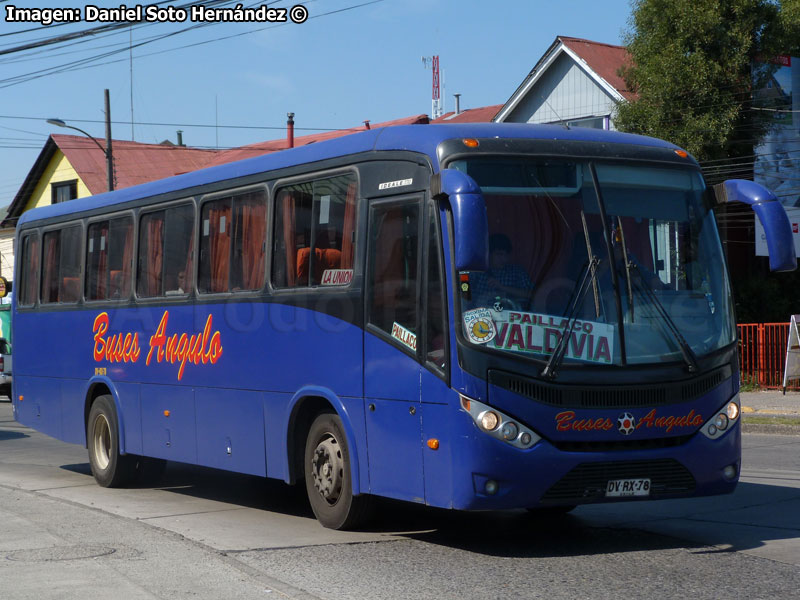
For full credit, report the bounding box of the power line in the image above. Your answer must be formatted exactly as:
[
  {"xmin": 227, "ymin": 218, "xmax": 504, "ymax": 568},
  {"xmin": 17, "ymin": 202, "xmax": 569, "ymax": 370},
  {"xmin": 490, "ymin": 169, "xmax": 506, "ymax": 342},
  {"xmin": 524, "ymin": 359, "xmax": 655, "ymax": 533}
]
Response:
[
  {"xmin": 0, "ymin": 0, "xmax": 381, "ymax": 89},
  {"xmin": 0, "ymin": 112, "xmax": 360, "ymax": 132}
]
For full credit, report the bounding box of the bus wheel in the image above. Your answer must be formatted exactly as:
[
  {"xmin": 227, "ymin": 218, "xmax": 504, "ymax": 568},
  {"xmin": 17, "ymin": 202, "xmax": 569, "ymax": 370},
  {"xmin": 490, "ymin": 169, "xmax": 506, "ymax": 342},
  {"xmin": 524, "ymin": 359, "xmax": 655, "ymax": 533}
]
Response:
[
  {"xmin": 304, "ymin": 413, "xmax": 371, "ymax": 530},
  {"xmin": 87, "ymin": 395, "xmax": 136, "ymax": 488}
]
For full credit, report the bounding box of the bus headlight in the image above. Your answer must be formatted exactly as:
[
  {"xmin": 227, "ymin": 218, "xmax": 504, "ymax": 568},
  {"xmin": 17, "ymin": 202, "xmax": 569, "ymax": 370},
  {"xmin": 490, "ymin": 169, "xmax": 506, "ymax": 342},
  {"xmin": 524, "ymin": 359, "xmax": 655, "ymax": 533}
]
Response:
[
  {"xmin": 460, "ymin": 395, "xmax": 540, "ymax": 449},
  {"xmin": 479, "ymin": 411, "xmax": 499, "ymax": 431},
  {"xmin": 501, "ymin": 421, "xmax": 519, "ymax": 440},
  {"xmin": 701, "ymin": 395, "xmax": 740, "ymax": 439},
  {"xmin": 727, "ymin": 401, "xmax": 740, "ymax": 420}
]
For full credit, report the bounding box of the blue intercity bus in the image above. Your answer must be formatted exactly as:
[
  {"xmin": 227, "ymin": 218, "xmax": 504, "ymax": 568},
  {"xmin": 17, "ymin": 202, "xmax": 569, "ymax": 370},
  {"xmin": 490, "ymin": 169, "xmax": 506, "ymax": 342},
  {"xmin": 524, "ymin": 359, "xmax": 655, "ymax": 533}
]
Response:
[{"xmin": 12, "ymin": 123, "xmax": 795, "ymax": 529}]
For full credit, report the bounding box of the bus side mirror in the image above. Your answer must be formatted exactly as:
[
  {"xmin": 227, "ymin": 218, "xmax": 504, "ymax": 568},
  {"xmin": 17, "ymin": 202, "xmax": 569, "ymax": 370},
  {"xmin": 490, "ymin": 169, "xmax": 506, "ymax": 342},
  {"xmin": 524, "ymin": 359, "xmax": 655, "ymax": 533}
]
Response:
[
  {"xmin": 432, "ymin": 169, "xmax": 488, "ymax": 271},
  {"xmin": 715, "ymin": 179, "xmax": 797, "ymax": 272}
]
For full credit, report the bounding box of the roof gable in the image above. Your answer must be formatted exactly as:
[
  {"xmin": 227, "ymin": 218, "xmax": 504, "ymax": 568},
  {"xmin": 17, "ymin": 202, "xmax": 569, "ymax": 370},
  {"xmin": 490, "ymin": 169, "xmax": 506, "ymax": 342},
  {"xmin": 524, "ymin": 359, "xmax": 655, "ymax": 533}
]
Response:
[
  {"xmin": 560, "ymin": 36, "xmax": 634, "ymax": 101},
  {"xmin": 495, "ymin": 36, "xmax": 633, "ymax": 123}
]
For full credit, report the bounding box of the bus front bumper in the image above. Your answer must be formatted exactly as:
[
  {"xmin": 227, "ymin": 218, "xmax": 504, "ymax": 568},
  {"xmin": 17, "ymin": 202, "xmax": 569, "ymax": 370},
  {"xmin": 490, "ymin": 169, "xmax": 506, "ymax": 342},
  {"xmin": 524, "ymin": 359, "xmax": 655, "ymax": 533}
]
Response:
[{"xmin": 444, "ymin": 412, "xmax": 741, "ymax": 511}]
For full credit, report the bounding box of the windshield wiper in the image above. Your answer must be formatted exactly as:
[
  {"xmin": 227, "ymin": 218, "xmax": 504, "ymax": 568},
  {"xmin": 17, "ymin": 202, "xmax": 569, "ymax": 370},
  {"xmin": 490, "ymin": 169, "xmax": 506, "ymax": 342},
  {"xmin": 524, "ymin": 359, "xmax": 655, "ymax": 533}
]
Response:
[
  {"xmin": 541, "ymin": 255, "xmax": 600, "ymax": 380},
  {"xmin": 580, "ymin": 211, "xmax": 601, "ymax": 318},
  {"xmin": 614, "ymin": 216, "xmax": 634, "ymax": 322},
  {"xmin": 625, "ymin": 259, "xmax": 699, "ymax": 373}
]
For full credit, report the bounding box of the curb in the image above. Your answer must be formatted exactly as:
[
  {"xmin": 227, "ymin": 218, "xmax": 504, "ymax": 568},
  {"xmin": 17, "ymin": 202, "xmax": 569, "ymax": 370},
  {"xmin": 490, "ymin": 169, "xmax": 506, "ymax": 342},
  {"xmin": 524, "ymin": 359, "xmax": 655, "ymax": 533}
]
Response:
[{"xmin": 741, "ymin": 419, "xmax": 800, "ymax": 436}]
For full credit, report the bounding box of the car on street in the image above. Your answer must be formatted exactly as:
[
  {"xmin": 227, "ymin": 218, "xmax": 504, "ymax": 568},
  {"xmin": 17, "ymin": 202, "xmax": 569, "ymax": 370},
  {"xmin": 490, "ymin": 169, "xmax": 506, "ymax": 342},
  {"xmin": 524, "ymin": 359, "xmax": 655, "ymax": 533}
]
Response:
[{"xmin": 0, "ymin": 337, "xmax": 12, "ymax": 399}]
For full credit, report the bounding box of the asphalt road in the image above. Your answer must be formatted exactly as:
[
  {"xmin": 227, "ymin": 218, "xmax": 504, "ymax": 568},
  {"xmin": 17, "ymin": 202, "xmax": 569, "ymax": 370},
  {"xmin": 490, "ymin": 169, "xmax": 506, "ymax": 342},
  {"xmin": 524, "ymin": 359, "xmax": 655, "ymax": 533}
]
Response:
[{"xmin": 1, "ymin": 401, "xmax": 799, "ymax": 600}]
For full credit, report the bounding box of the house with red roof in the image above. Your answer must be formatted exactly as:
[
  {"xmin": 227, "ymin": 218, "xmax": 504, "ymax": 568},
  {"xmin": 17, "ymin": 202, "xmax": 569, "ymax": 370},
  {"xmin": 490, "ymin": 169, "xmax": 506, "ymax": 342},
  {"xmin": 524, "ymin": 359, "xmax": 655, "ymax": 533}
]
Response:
[
  {"xmin": 2, "ymin": 134, "xmax": 215, "ymax": 226},
  {"xmin": 0, "ymin": 134, "xmax": 218, "ymax": 280},
  {"xmin": 494, "ymin": 36, "xmax": 632, "ymax": 129}
]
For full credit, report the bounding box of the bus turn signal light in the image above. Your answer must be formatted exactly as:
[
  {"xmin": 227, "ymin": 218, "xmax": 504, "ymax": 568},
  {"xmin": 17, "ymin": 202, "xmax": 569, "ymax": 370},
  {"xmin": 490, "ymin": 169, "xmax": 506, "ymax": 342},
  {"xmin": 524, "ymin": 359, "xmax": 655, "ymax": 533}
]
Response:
[
  {"xmin": 427, "ymin": 439, "xmax": 440, "ymax": 450},
  {"xmin": 462, "ymin": 138, "xmax": 479, "ymax": 148},
  {"xmin": 674, "ymin": 149, "xmax": 688, "ymax": 158},
  {"xmin": 163, "ymin": 410, "xmax": 170, "ymax": 417}
]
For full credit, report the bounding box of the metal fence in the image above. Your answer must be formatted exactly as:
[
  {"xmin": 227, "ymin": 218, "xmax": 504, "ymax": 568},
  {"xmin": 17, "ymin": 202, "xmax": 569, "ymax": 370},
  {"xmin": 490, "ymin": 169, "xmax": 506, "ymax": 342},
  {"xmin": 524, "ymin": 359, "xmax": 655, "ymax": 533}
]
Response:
[{"xmin": 738, "ymin": 322, "xmax": 795, "ymax": 390}]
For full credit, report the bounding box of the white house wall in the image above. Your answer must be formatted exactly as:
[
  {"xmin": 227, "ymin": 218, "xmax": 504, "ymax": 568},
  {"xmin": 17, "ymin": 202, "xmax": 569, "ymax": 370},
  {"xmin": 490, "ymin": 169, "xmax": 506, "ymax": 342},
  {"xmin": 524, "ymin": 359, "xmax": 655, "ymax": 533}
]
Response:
[
  {"xmin": 0, "ymin": 230, "xmax": 14, "ymax": 282},
  {"xmin": 506, "ymin": 52, "xmax": 618, "ymax": 127}
]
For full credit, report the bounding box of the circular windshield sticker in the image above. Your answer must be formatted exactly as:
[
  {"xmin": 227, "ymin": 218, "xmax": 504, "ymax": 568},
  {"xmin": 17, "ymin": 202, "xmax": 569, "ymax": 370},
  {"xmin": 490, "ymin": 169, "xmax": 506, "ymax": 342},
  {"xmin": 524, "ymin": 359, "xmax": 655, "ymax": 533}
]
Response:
[{"xmin": 463, "ymin": 308, "xmax": 496, "ymax": 344}]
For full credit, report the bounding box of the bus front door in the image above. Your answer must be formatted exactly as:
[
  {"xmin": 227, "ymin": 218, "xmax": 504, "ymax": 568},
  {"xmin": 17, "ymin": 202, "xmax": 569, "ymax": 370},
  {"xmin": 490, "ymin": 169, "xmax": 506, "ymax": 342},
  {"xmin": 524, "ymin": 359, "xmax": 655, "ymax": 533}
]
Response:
[{"xmin": 364, "ymin": 196, "xmax": 425, "ymax": 503}]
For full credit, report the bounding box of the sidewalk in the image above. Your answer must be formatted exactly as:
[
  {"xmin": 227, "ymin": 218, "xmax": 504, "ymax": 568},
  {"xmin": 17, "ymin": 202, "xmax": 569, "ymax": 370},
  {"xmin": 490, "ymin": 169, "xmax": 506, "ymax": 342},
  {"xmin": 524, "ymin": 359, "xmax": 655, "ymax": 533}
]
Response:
[{"xmin": 739, "ymin": 389, "xmax": 800, "ymax": 434}]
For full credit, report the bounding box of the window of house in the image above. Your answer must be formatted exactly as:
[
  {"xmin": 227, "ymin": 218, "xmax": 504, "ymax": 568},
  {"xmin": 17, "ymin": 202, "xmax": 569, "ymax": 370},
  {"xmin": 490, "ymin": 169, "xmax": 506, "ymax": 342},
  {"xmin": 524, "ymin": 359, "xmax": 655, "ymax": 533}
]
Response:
[
  {"xmin": 19, "ymin": 232, "xmax": 40, "ymax": 306},
  {"xmin": 51, "ymin": 181, "xmax": 78, "ymax": 204},
  {"xmin": 366, "ymin": 199, "xmax": 420, "ymax": 352},
  {"xmin": 41, "ymin": 225, "xmax": 82, "ymax": 304},
  {"xmin": 272, "ymin": 173, "xmax": 357, "ymax": 288},
  {"xmin": 137, "ymin": 204, "xmax": 194, "ymax": 298},
  {"xmin": 86, "ymin": 216, "xmax": 134, "ymax": 301},
  {"xmin": 199, "ymin": 189, "xmax": 267, "ymax": 293}
]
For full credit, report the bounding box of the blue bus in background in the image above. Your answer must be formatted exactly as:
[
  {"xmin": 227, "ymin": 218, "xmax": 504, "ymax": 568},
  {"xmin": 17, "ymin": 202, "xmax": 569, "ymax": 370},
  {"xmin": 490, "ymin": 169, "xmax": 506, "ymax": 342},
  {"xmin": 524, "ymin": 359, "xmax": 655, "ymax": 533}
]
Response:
[{"xmin": 12, "ymin": 123, "xmax": 796, "ymax": 529}]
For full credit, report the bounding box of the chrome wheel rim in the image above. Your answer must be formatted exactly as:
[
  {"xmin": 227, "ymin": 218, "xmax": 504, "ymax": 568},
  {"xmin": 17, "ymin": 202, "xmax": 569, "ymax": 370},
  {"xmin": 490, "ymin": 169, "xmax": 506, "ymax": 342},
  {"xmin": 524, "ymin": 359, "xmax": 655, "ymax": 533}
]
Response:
[
  {"xmin": 92, "ymin": 413, "xmax": 111, "ymax": 471},
  {"xmin": 310, "ymin": 433, "xmax": 343, "ymax": 505}
]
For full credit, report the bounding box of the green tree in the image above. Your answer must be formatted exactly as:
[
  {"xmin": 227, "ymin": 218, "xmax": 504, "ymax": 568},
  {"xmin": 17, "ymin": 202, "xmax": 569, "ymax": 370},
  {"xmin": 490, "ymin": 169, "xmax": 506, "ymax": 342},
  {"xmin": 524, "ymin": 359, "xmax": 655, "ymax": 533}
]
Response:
[{"xmin": 614, "ymin": 0, "xmax": 791, "ymax": 165}]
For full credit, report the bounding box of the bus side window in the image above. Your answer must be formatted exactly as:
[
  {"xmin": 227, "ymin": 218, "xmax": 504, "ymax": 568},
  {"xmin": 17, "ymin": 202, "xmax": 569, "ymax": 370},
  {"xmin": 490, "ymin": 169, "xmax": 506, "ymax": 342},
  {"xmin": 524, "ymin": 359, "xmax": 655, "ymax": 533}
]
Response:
[
  {"xmin": 41, "ymin": 225, "xmax": 81, "ymax": 304},
  {"xmin": 86, "ymin": 216, "xmax": 133, "ymax": 301},
  {"xmin": 137, "ymin": 204, "xmax": 194, "ymax": 298},
  {"xmin": 199, "ymin": 189, "xmax": 267, "ymax": 294},
  {"xmin": 138, "ymin": 211, "xmax": 165, "ymax": 297},
  {"xmin": 19, "ymin": 232, "xmax": 40, "ymax": 306},
  {"xmin": 200, "ymin": 198, "xmax": 232, "ymax": 293},
  {"xmin": 367, "ymin": 200, "xmax": 420, "ymax": 348},
  {"xmin": 272, "ymin": 174, "xmax": 356, "ymax": 289}
]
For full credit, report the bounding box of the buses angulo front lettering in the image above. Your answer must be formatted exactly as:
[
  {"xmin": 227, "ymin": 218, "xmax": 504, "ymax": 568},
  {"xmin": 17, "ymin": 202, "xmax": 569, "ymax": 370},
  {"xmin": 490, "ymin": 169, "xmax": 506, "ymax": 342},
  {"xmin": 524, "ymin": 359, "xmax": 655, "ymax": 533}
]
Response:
[
  {"xmin": 93, "ymin": 310, "xmax": 223, "ymax": 381},
  {"xmin": 555, "ymin": 409, "xmax": 704, "ymax": 434}
]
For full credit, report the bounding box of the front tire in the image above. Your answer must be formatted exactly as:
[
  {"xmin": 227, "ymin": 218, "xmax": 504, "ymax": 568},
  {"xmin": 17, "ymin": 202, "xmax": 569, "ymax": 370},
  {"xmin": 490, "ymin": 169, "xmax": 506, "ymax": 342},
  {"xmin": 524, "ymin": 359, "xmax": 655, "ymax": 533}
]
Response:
[
  {"xmin": 304, "ymin": 412, "xmax": 371, "ymax": 529},
  {"xmin": 87, "ymin": 395, "xmax": 136, "ymax": 487}
]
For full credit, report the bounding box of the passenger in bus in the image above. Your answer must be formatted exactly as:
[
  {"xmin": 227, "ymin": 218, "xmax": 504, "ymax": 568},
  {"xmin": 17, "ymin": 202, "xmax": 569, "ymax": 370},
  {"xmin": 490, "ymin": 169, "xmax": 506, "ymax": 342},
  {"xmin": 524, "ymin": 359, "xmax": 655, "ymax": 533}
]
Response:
[
  {"xmin": 176, "ymin": 271, "xmax": 187, "ymax": 293},
  {"xmin": 472, "ymin": 233, "xmax": 535, "ymax": 308},
  {"xmin": 165, "ymin": 271, "xmax": 187, "ymax": 295}
]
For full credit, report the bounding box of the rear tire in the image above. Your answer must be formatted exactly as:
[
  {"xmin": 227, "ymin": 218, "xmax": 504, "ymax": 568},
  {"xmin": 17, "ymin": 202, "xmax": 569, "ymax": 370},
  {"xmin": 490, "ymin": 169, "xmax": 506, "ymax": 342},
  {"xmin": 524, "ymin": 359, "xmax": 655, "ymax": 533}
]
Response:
[
  {"xmin": 304, "ymin": 412, "xmax": 371, "ymax": 529},
  {"xmin": 87, "ymin": 395, "xmax": 136, "ymax": 487}
]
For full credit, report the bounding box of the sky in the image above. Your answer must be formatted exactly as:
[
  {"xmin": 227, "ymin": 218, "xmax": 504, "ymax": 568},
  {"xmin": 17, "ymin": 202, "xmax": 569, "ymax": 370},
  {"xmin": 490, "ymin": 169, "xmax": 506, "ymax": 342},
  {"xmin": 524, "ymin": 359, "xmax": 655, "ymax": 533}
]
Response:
[{"xmin": 0, "ymin": 0, "xmax": 634, "ymax": 206}]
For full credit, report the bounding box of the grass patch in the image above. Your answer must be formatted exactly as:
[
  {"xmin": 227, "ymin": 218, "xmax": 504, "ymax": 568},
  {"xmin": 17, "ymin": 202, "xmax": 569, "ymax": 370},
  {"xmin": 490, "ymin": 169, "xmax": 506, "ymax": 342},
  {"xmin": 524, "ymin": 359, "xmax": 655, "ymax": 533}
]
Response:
[
  {"xmin": 739, "ymin": 374, "xmax": 761, "ymax": 392},
  {"xmin": 742, "ymin": 415, "xmax": 800, "ymax": 426}
]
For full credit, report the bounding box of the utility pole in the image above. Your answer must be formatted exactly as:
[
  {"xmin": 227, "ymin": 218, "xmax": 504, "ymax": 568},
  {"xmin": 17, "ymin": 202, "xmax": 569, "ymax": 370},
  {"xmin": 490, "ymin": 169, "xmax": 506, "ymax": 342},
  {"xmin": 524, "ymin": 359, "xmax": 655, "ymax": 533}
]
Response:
[{"xmin": 105, "ymin": 89, "xmax": 114, "ymax": 191}]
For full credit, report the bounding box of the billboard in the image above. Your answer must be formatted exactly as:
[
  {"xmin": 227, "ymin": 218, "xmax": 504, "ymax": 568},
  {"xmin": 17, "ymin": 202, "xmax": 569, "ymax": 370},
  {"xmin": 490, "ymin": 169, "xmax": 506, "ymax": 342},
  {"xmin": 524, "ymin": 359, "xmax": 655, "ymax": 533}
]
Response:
[{"xmin": 754, "ymin": 56, "xmax": 800, "ymax": 257}]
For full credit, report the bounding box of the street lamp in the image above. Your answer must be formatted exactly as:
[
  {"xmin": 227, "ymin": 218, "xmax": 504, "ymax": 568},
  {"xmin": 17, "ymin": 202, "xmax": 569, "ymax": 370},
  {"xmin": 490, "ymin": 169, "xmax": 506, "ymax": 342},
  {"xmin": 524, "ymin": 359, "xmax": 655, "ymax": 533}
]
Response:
[{"xmin": 46, "ymin": 89, "xmax": 115, "ymax": 191}]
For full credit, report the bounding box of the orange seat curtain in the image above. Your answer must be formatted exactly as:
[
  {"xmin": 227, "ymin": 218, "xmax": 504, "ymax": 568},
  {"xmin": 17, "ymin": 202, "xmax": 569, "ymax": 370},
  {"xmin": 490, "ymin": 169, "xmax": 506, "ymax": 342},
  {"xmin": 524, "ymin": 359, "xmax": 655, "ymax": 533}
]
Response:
[
  {"xmin": 240, "ymin": 196, "xmax": 266, "ymax": 290},
  {"xmin": 208, "ymin": 204, "xmax": 231, "ymax": 293},
  {"xmin": 140, "ymin": 214, "xmax": 164, "ymax": 297}
]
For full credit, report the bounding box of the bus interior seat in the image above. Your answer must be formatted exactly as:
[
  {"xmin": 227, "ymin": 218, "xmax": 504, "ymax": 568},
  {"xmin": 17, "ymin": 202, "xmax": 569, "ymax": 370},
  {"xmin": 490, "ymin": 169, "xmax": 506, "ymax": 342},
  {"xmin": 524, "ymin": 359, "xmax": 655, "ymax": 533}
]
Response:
[{"xmin": 296, "ymin": 247, "xmax": 342, "ymax": 285}]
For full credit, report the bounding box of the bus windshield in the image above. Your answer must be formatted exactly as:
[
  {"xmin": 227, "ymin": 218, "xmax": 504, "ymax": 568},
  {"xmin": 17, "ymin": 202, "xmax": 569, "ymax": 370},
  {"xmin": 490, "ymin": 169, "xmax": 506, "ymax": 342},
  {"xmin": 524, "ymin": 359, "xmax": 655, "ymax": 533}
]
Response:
[{"xmin": 453, "ymin": 157, "xmax": 735, "ymax": 368}]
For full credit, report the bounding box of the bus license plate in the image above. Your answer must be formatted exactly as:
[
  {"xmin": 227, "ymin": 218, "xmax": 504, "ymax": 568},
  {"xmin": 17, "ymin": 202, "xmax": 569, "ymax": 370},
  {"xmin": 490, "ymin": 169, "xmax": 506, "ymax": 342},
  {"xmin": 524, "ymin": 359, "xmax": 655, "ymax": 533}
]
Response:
[{"xmin": 606, "ymin": 478, "xmax": 651, "ymax": 497}]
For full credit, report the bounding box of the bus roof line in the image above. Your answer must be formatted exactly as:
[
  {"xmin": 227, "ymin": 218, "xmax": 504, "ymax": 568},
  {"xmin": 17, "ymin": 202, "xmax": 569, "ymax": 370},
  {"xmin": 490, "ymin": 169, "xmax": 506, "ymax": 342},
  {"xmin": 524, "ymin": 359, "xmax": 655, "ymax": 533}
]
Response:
[{"xmin": 18, "ymin": 124, "xmax": 682, "ymax": 228}]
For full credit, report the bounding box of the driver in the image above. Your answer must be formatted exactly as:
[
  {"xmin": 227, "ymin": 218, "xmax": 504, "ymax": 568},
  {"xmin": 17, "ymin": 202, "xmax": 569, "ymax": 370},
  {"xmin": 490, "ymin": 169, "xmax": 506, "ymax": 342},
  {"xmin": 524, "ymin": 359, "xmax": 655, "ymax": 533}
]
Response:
[{"xmin": 472, "ymin": 233, "xmax": 535, "ymax": 307}]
